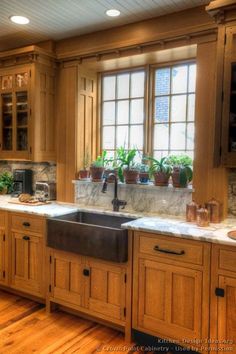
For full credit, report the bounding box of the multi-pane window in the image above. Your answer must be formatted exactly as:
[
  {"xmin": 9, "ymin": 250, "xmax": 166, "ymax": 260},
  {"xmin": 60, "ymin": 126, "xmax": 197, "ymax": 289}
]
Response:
[
  {"xmin": 101, "ymin": 70, "xmax": 145, "ymax": 157},
  {"xmin": 101, "ymin": 62, "xmax": 196, "ymax": 159},
  {"xmin": 154, "ymin": 63, "xmax": 196, "ymax": 159}
]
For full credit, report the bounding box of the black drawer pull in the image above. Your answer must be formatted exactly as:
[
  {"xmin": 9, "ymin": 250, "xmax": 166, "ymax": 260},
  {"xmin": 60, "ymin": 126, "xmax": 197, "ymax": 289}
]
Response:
[
  {"xmin": 83, "ymin": 269, "xmax": 90, "ymax": 277},
  {"xmin": 23, "ymin": 235, "xmax": 30, "ymax": 241},
  {"xmin": 22, "ymin": 222, "xmax": 30, "ymax": 227},
  {"xmin": 154, "ymin": 245, "xmax": 185, "ymax": 256}
]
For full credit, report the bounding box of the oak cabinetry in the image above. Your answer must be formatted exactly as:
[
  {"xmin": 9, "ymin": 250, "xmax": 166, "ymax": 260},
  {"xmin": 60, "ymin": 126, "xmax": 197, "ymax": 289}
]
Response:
[
  {"xmin": 210, "ymin": 244, "xmax": 236, "ymax": 353},
  {"xmin": 9, "ymin": 212, "xmax": 45, "ymax": 297},
  {"xmin": 0, "ymin": 46, "xmax": 56, "ymax": 162},
  {"xmin": 0, "ymin": 211, "xmax": 7, "ymax": 285},
  {"xmin": 133, "ymin": 232, "xmax": 211, "ymax": 352}
]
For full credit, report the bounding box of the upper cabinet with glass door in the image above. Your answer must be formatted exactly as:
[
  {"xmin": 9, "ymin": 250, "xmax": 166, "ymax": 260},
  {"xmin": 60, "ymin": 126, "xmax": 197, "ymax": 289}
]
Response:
[
  {"xmin": 0, "ymin": 69, "xmax": 30, "ymax": 159},
  {"xmin": 0, "ymin": 46, "xmax": 56, "ymax": 162},
  {"xmin": 221, "ymin": 26, "xmax": 236, "ymax": 166}
]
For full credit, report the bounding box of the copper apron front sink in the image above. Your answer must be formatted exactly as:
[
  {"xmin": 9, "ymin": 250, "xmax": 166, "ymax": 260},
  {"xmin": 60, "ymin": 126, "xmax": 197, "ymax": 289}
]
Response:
[{"xmin": 47, "ymin": 212, "xmax": 135, "ymax": 262}]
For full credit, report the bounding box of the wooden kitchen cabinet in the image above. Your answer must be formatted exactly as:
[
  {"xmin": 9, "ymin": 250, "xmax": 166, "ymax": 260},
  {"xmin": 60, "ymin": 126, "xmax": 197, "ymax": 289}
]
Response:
[
  {"xmin": 0, "ymin": 46, "xmax": 56, "ymax": 162},
  {"xmin": 0, "ymin": 211, "xmax": 7, "ymax": 285},
  {"xmin": 210, "ymin": 244, "xmax": 236, "ymax": 353},
  {"xmin": 9, "ymin": 212, "xmax": 45, "ymax": 297},
  {"xmin": 133, "ymin": 232, "xmax": 211, "ymax": 352}
]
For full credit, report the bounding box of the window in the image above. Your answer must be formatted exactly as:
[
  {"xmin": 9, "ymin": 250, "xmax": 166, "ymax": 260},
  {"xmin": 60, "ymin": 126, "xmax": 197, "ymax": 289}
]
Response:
[
  {"xmin": 153, "ymin": 63, "xmax": 196, "ymax": 159},
  {"xmin": 101, "ymin": 62, "xmax": 196, "ymax": 159},
  {"xmin": 101, "ymin": 70, "xmax": 145, "ymax": 157}
]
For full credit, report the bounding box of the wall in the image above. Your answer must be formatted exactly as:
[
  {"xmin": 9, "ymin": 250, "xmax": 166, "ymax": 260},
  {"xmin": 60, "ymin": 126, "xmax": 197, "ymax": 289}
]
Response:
[
  {"xmin": 0, "ymin": 161, "xmax": 56, "ymax": 191},
  {"xmin": 74, "ymin": 181, "xmax": 192, "ymax": 217}
]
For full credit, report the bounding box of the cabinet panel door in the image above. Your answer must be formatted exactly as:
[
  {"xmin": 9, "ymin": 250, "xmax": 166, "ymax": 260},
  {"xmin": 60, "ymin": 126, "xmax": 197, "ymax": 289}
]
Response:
[
  {"xmin": 0, "ymin": 229, "xmax": 5, "ymax": 283},
  {"xmin": 85, "ymin": 260, "xmax": 126, "ymax": 323},
  {"xmin": 137, "ymin": 259, "xmax": 202, "ymax": 341},
  {"xmin": 11, "ymin": 232, "xmax": 43, "ymax": 295},
  {"xmin": 217, "ymin": 276, "xmax": 236, "ymax": 352},
  {"xmin": 51, "ymin": 251, "xmax": 84, "ymax": 307}
]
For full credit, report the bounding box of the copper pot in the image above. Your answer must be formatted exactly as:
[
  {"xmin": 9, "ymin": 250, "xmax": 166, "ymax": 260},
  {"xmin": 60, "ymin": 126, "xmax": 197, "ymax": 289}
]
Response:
[
  {"xmin": 206, "ymin": 198, "xmax": 222, "ymax": 223},
  {"xmin": 186, "ymin": 200, "xmax": 198, "ymax": 222},
  {"xmin": 196, "ymin": 206, "xmax": 209, "ymax": 227}
]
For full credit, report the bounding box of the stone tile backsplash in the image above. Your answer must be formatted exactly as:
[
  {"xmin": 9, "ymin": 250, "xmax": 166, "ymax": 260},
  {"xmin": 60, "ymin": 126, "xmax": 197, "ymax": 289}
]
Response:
[
  {"xmin": 0, "ymin": 161, "xmax": 56, "ymax": 191},
  {"xmin": 228, "ymin": 170, "xmax": 236, "ymax": 216},
  {"xmin": 74, "ymin": 180, "xmax": 192, "ymax": 217}
]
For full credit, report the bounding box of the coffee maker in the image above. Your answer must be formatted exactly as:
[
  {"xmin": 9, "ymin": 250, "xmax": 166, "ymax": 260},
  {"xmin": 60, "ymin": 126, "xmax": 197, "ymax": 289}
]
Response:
[{"xmin": 12, "ymin": 169, "xmax": 33, "ymax": 197}]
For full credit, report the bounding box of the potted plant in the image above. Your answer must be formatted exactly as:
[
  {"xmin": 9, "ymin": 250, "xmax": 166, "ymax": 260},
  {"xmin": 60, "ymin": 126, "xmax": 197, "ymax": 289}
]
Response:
[
  {"xmin": 0, "ymin": 171, "xmax": 13, "ymax": 194},
  {"xmin": 104, "ymin": 158, "xmax": 119, "ymax": 183},
  {"xmin": 138, "ymin": 162, "xmax": 150, "ymax": 184},
  {"xmin": 117, "ymin": 147, "xmax": 139, "ymax": 184},
  {"xmin": 147, "ymin": 156, "xmax": 171, "ymax": 186},
  {"xmin": 167, "ymin": 155, "xmax": 193, "ymax": 188},
  {"xmin": 90, "ymin": 150, "xmax": 107, "ymax": 182},
  {"xmin": 78, "ymin": 150, "xmax": 90, "ymax": 180}
]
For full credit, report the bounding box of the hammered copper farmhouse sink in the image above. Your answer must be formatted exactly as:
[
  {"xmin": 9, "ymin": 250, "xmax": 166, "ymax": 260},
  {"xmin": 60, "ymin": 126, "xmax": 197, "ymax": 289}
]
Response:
[{"xmin": 47, "ymin": 211, "xmax": 135, "ymax": 262}]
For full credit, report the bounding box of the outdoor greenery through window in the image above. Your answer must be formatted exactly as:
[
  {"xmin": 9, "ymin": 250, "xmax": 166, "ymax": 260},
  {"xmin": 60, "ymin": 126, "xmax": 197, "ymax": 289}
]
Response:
[{"xmin": 101, "ymin": 62, "xmax": 196, "ymax": 160}]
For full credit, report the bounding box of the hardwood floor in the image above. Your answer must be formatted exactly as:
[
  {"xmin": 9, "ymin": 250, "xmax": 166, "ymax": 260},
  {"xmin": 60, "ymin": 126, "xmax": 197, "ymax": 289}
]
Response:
[{"xmin": 0, "ymin": 290, "xmax": 137, "ymax": 354}]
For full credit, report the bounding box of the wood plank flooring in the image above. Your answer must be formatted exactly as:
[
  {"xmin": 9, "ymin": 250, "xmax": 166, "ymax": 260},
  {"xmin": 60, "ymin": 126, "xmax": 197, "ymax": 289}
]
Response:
[{"xmin": 0, "ymin": 290, "xmax": 138, "ymax": 354}]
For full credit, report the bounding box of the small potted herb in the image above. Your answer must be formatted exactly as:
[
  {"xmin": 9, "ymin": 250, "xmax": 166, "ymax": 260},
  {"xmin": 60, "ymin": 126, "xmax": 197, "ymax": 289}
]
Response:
[
  {"xmin": 90, "ymin": 150, "xmax": 107, "ymax": 182},
  {"xmin": 0, "ymin": 171, "xmax": 13, "ymax": 194},
  {"xmin": 167, "ymin": 155, "xmax": 193, "ymax": 188},
  {"xmin": 148, "ymin": 156, "xmax": 171, "ymax": 186},
  {"xmin": 78, "ymin": 150, "xmax": 90, "ymax": 180},
  {"xmin": 117, "ymin": 147, "xmax": 139, "ymax": 184},
  {"xmin": 104, "ymin": 158, "xmax": 118, "ymax": 183}
]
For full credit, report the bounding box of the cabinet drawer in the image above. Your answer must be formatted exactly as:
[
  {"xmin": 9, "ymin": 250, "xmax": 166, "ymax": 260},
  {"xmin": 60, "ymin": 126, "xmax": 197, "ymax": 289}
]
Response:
[
  {"xmin": 10, "ymin": 213, "xmax": 44, "ymax": 234},
  {"xmin": 138, "ymin": 232, "xmax": 204, "ymax": 265},
  {"xmin": 219, "ymin": 248, "xmax": 236, "ymax": 272},
  {"xmin": 0, "ymin": 212, "xmax": 5, "ymax": 228}
]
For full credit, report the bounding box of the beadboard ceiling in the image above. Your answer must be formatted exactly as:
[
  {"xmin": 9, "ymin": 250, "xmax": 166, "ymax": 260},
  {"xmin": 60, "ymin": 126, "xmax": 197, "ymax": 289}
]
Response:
[{"xmin": 0, "ymin": 0, "xmax": 210, "ymax": 51}]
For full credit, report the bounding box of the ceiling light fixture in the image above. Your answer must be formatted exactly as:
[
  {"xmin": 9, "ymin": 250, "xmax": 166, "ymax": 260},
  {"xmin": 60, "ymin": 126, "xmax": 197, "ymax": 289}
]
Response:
[
  {"xmin": 106, "ymin": 9, "xmax": 121, "ymax": 17},
  {"xmin": 10, "ymin": 15, "xmax": 30, "ymax": 25}
]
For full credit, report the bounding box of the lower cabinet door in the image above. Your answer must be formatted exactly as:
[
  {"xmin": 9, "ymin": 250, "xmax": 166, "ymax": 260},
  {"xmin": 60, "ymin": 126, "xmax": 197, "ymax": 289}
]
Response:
[
  {"xmin": 0, "ymin": 229, "xmax": 6, "ymax": 284},
  {"xmin": 84, "ymin": 259, "xmax": 126, "ymax": 323},
  {"xmin": 217, "ymin": 275, "xmax": 236, "ymax": 353},
  {"xmin": 11, "ymin": 232, "xmax": 43, "ymax": 295},
  {"xmin": 136, "ymin": 258, "xmax": 203, "ymax": 342},
  {"xmin": 50, "ymin": 250, "xmax": 84, "ymax": 307}
]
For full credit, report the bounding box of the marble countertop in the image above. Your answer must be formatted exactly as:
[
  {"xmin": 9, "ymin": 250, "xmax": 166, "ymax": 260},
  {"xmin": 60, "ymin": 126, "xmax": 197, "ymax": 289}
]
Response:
[
  {"xmin": 0, "ymin": 195, "xmax": 236, "ymax": 246},
  {"xmin": 122, "ymin": 216, "xmax": 236, "ymax": 246}
]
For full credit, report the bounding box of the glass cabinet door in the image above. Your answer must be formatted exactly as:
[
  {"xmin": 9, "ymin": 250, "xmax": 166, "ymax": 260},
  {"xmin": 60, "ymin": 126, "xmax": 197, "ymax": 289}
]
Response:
[
  {"xmin": 16, "ymin": 91, "xmax": 28, "ymax": 151},
  {"xmin": 1, "ymin": 93, "xmax": 13, "ymax": 150}
]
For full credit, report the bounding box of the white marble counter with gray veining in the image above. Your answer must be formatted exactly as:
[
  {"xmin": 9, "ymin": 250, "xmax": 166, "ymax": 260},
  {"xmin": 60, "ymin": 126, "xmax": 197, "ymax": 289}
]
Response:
[
  {"xmin": 0, "ymin": 195, "xmax": 79, "ymax": 217},
  {"xmin": 121, "ymin": 216, "xmax": 236, "ymax": 247}
]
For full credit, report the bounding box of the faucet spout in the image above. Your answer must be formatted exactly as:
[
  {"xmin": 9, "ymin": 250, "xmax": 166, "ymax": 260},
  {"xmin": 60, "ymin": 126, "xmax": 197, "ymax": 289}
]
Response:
[{"xmin": 101, "ymin": 173, "xmax": 127, "ymax": 212}]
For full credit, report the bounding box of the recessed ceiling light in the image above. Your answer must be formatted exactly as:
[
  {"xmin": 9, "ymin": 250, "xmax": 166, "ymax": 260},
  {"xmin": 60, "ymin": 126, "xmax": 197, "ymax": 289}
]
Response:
[
  {"xmin": 10, "ymin": 15, "xmax": 30, "ymax": 25},
  {"xmin": 106, "ymin": 9, "xmax": 120, "ymax": 17}
]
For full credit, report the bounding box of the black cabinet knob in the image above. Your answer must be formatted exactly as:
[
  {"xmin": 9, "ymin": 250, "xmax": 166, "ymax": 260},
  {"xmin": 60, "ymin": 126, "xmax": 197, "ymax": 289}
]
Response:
[
  {"xmin": 22, "ymin": 222, "xmax": 30, "ymax": 227},
  {"xmin": 23, "ymin": 235, "xmax": 30, "ymax": 241}
]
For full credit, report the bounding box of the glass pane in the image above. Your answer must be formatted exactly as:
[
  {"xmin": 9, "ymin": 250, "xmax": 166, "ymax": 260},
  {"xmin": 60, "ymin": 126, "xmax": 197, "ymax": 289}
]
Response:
[
  {"xmin": 187, "ymin": 123, "xmax": 194, "ymax": 150},
  {"xmin": 16, "ymin": 91, "xmax": 28, "ymax": 111},
  {"xmin": 189, "ymin": 64, "xmax": 196, "ymax": 92},
  {"xmin": 154, "ymin": 124, "xmax": 169, "ymax": 150},
  {"xmin": 2, "ymin": 128, "xmax": 12, "ymax": 150},
  {"xmin": 187, "ymin": 94, "xmax": 195, "ymax": 122},
  {"xmin": 117, "ymin": 74, "xmax": 129, "ymax": 99},
  {"xmin": 102, "ymin": 126, "xmax": 115, "ymax": 149},
  {"xmin": 103, "ymin": 76, "xmax": 116, "ymax": 100},
  {"xmin": 103, "ymin": 101, "xmax": 115, "ymax": 125},
  {"xmin": 155, "ymin": 68, "xmax": 170, "ymax": 95},
  {"xmin": 16, "ymin": 72, "xmax": 29, "ymax": 88},
  {"xmin": 130, "ymin": 99, "xmax": 144, "ymax": 124},
  {"xmin": 1, "ymin": 75, "xmax": 13, "ymax": 90},
  {"xmin": 17, "ymin": 128, "xmax": 28, "ymax": 151},
  {"xmin": 116, "ymin": 126, "xmax": 129, "ymax": 149},
  {"xmin": 130, "ymin": 125, "xmax": 143, "ymax": 150},
  {"xmin": 154, "ymin": 150, "xmax": 168, "ymax": 160},
  {"xmin": 171, "ymin": 95, "xmax": 187, "ymax": 122},
  {"xmin": 172, "ymin": 65, "xmax": 188, "ymax": 94},
  {"xmin": 170, "ymin": 123, "xmax": 186, "ymax": 150},
  {"xmin": 117, "ymin": 100, "xmax": 129, "ymax": 124},
  {"xmin": 2, "ymin": 94, "xmax": 13, "ymax": 148},
  {"xmin": 155, "ymin": 96, "xmax": 169, "ymax": 123},
  {"xmin": 131, "ymin": 71, "xmax": 145, "ymax": 97}
]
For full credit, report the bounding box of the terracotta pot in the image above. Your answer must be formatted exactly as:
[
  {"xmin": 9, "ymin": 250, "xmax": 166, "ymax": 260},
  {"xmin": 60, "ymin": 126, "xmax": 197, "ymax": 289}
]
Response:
[
  {"xmin": 123, "ymin": 169, "xmax": 139, "ymax": 184},
  {"xmin": 104, "ymin": 169, "xmax": 118, "ymax": 183},
  {"xmin": 172, "ymin": 167, "xmax": 188, "ymax": 188},
  {"xmin": 90, "ymin": 166, "xmax": 104, "ymax": 182},
  {"xmin": 153, "ymin": 171, "xmax": 170, "ymax": 186},
  {"xmin": 78, "ymin": 170, "xmax": 90, "ymax": 180},
  {"xmin": 139, "ymin": 172, "xmax": 149, "ymax": 184}
]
